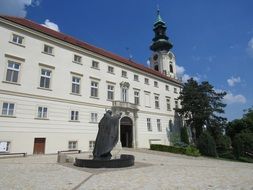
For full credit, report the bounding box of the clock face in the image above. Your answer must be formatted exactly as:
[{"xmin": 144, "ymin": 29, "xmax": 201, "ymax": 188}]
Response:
[{"xmin": 153, "ymin": 54, "xmax": 158, "ymax": 61}]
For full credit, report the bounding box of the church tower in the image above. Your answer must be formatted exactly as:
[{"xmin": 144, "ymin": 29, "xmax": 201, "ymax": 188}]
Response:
[{"xmin": 150, "ymin": 9, "xmax": 177, "ymax": 78}]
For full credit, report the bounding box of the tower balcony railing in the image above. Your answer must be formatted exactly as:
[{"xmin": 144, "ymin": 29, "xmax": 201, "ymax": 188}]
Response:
[{"xmin": 112, "ymin": 101, "xmax": 138, "ymax": 111}]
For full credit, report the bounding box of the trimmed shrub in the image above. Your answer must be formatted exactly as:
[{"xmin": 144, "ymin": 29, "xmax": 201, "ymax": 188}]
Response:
[
  {"xmin": 181, "ymin": 127, "xmax": 190, "ymax": 144},
  {"xmin": 185, "ymin": 146, "xmax": 201, "ymax": 157},
  {"xmin": 197, "ymin": 131, "xmax": 217, "ymax": 157},
  {"xmin": 150, "ymin": 144, "xmax": 186, "ymax": 154},
  {"xmin": 233, "ymin": 133, "xmax": 253, "ymax": 159},
  {"xmin": 174, "ymin": 142, "xmax": 188, "ymax": 148}
]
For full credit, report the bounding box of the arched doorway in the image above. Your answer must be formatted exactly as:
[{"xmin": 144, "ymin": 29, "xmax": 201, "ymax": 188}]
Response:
[{"xmin": 120, "ymin": 117, "xmax": 133, "ymax": 148}]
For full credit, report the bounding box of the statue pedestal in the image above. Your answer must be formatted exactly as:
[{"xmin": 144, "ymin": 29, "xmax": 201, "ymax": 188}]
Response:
[{"xmin": 111, "ymin": 140, "xmax": 122, "ymax": 158}]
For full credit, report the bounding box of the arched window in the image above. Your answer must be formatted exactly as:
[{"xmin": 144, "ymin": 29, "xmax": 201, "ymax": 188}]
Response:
[
  {"xmin": 170, "ymin": 64, "xmax": 173, "ymax": 73},
  {"xmin": 154, "ymin": 65, "xmax": 159, "ymax": 71}
]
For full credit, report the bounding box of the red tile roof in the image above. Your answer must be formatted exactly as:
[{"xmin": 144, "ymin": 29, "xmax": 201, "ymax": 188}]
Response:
[{"xmin": 0, "ymin": 15, "xmax": 181, "ymax": 85}]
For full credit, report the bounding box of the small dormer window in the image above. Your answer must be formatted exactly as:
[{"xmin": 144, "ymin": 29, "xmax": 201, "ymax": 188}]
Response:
[
  {"xmin": 74, "ymin": 55, "xmax": 82, "ymax": 64},
  {"xmin": 43, "ymin": 44, "xmax": 54, "ymax": 55},
  {"xmin": 91, "ymin": 60, "xmax": 99, "ymax": 69},
  {"xmin": 122, "ymin": 70, "xmax": 127, "ymax": 78},
  {"xmin": 12, "ymin": 34, "xmax": 24, "ymax": 45}
]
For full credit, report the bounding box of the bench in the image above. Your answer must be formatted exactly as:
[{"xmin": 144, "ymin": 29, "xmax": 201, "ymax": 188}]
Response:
[
  {"xmin": 57, "ymin": 150, "xmax": 81, "ymax": 155},
  {"xmin": 0, "ymin": 152, "xmax": 27, "ymax": 157}
]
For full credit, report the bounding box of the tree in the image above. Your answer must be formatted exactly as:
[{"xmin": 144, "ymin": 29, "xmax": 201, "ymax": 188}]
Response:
[{"xmin": 176, "ymin": 78, "xmax": 227, "ymax": 142}]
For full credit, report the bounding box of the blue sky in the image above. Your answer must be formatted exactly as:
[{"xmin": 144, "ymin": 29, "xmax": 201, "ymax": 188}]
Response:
[{"xmin": 0, "ymin": 0, "xmax": 252, "ymax": 121}]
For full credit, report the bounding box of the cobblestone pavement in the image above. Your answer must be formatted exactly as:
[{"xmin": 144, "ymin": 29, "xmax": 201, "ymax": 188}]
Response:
[{"xmin": 0, "ymin": 149, "xmax": 253, "ymax": 190}]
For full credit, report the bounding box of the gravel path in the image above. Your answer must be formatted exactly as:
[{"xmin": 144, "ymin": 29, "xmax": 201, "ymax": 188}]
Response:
[{"xmin": 0, "ymin": 149, "xmax": 252, "ymax": 190}]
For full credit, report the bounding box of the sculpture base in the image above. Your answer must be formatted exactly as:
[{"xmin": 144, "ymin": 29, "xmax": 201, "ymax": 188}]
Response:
[{"xmin": 74, "ymin": 154, "xmax": 135, "ymax": 168}]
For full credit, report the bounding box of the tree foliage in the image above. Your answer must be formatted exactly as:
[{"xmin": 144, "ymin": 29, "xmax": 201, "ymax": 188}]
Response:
[
  {"xmin": 176, "ymin": 78, "xmax": 227, "ymax": 140},
  {"xmin": 197, "ymin": 131, "xmax": 217, "ymax": 157}
]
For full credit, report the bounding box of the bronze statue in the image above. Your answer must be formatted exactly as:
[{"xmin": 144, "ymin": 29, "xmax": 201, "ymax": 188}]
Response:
[{"xmin": 93, "ymin": 110, "xmax": 121, "ymax": 159}]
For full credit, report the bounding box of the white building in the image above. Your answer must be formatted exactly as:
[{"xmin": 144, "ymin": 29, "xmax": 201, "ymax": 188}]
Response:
[{"xmin": 0, "ymin": 11, "xmax": 182, "ymax": 155}]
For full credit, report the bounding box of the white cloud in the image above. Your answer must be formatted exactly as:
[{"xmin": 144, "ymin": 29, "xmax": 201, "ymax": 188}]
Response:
[
  {"xmin": 176, "ymin": 65, "xmax": 200, "ymax": 83},
  {"xmin": 227, "ymin": 76, "xmax": 241, "ymax": 87},
  {"xmin": 0, "ymin": 0, "xmax": 40, "ymax": 17},
  {"xmin": 247, "ymin": 37, "xmax": 253, "ymax": 57},
  {"xmin": 41, "ymin": 19, "xmax": 60, "ymax": 32},
  {"xmin": 224, "ymin": 92, "xmax": 246, "ymax": 104}
]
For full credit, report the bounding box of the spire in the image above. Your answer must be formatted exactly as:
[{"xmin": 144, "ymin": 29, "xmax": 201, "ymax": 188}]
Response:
[{"xmin": 150, "ymin": 7, "xmax": 173, "ymax": 52}]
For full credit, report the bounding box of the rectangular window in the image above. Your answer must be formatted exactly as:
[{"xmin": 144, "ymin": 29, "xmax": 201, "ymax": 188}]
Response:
[
  {"xmin": 157, "ymin": 119, "xmax": 162, "ymax": 132},
  {"xmin": 37, "ymin": 106, "xmax": 48, "ymax": 119},
  {"xmin": 122, "ymin": 70, "xmax": 127, "ymax": 78},
  {"xmin": 134, "ymin": 74, "xmax": 139, "ymax": 81},
  {"xmin": 89, "ymin": 141, "xmax": 95, "ymax": 150},
  {"xmin": 71, "ymin": 111, "xmax": 79, "ymax": 121},
  {"xmin": 147, "ymin": 118, "xmax": 152, "ymax": 131},
  {"xmin": 154, "ymin": 81, "xmax": 158, "ymax": 87},
  {"xmin": 108, "ymin": 66, "xmax": 114, "ymax": 74},
  {"xmin": 91, "ymin": 113, "xmax": 98, "ymax": 123},
  {"xmin": 43, "ymin": 44, "xmax": 53, "ymax": 55},
  {"xmin": 175, "ymin": 100, "xmax": 179, "ymax": 109},
  {"xmin": 134, "ymin": 90, "xmax": 140, "ymax": 105},
  {"xmin": 90, "ymin": 81, "xmax": 98, "ymax": 97},
  {"xmin": 74, "ymin": 55, "xmax": 82, "ymax": 63},
  {"xmin": 166, "ymin": 98, "xmax": 171, "ymax": 111},
  {"xmin": 144, "ymin": 78, "xmax": 149, "ymax": 84},
  {"xmin": 121, "ymin": 88, "xmax": 128, "ymax": 102},
  {"xmin": 68, "ymin": 141, "xmax": 77, "ymax": 150},
  {"xmin": 72, "ymin": 76, "xmax": 80, "ymax": 94},
  {"xmin": 174, "ymin": 87, "xmax": 178, "ymax": 93},
  {"xmin": 155, "ymin": 95, "xmax": 160, "ymax": 109},
  {"xmin": 145, "ymin": 92, "xmax": 151, "ymax": 107},
  {"xmin": 92, "ymin": 60, "xmax": 99, "ymax": 69},
  {"xmin": 40, "ymin": 69, "xmax": 51, "ymax": 89},
  {"xmin": 2, "ymin": 103, "xmax": 15, "ymax": 116},
  {"xmin": 12, "ymin": 34, "xmax": 24, "ymax": 45},
  {"xmin": 165, "ymin": 85, "xmax": 169, "ymax": 91},
  {"xmin": 107, "ymin": 84, "xmax": 114, "ymax": 100},
  {"xmin": 0, "ymin": 141, "xmax": 11, "ymax": 152},
  {"xmin": 6, "ymin": 60, "xmax": 20, "ymax": 83}
]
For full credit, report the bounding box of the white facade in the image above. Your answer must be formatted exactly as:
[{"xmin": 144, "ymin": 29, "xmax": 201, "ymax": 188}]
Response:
[{"xmin": 0, "ymin": 16, "xmax": 182, "ymax": 154}]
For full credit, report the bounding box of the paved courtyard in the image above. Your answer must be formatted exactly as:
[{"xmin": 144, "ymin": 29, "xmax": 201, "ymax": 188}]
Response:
[{"xmin": 0, "ymin": 149, "xmax": 253, "ymax": 190}]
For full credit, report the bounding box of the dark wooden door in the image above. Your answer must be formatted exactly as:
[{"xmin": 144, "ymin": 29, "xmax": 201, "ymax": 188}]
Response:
[{"xmin": 33, "ymin": 138, "xmax": 46, "ymax": 154}]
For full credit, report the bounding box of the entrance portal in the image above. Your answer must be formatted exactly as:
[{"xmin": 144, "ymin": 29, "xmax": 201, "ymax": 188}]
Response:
[
  {"xmin": 33, "ymin": 138, "xmax": 46, "ymax": 154},
  {"xmin": 120, "ymin": 117, "xmax": 133, "ymax": 148}
]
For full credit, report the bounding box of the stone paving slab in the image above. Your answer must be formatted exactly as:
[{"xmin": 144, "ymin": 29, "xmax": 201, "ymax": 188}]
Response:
[{"xmin": 0, "ymin": 149, "xmax": 253, "ymax": 190}]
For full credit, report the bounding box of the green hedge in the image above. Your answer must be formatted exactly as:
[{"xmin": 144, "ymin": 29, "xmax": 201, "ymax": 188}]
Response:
[{"xmin": 150, "ymin": 144, "xmax": 200, "ymax": 157}]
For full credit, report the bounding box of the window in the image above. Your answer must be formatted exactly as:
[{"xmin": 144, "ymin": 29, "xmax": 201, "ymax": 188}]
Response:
[
  {"xmin": 170, "ymin": 64, "xmax": 173, "ymax": 73},
  {"xmin": 134, "ymin": 74, "xmax": 139, "ymax": 81},
  {"xmin": 134, "ymin": 90, "xmax": 140, "ymax": 105},
  {"xmin": 0, "ymin": 141, "xmax": 11, "ymax": 152},
  {"xmin": 107, "ymin": 84, "xmax": 114, "ymax": 100},
  {"xmin": 12, "ymin": 34, "xmax": 24, "ymax": 45},
  {"xmin": 5, "ymin": 60, "xmax": 20, "ymax": 83},
  {"xmin": 165, "ymin": 85, "xmax": 169, "ymax": 91},
  {"xmin": 147, "ymin": 118, "xmax": 152, "ymax": 131},
  {"xmin": 157, "ymin": 119, "xmax": 162, "ymax": 132},
  {"xmin": 145, "ymin": 92, "xmax": 151, "ymax": 107},
  {"xmin": 166, "ymin": 98, "xmax": 171, "ymax": 111},
  {"xmin": 90, "ymin": 81, "xmax": 98, "ymax": 97},
  {"xmin": 40, "ymin": 69, "xmax": 51, "ymax": 89},
  {"xmin": 175, "ymin": 100, "xmax": 179, "ymax": 109},
  {"xmin": 122, "ymin": 70, "xmax": 127, "ymax": 78},
  {"xmin": 37, "ymin": 106, "xmax": 48, "ymax": 119},
  {"xmin": 154, "ymin": 81, "xmax": 158, "ymax": 87},
  {"xmin": 169, "ymin": 120, "xmax": 173, "ymax": 132},
  {"xmin": 155, "ymin": 95, "xmax": 160, "ymax": 109},
  {"xmin": 121, "ymin": 88, "xmax": 128, "ymax": 102},
  {"xmin": 1, "ymin": 103, "xmax": 15, "ymax": 116},
  {"xmin": 174, "ymin": 88, "xmax": 178, "ymax": 93},
  {"xmin": 89, "ymin": 141, "xmax": 95, "ymax": 150},
  {"xmin": 72, "ymin": 76, "xmax": 80, "ymax": 94},
  {"xmin": 144, "ymin": 78, "xmax": 149, "ymax": 84},
  {"xmin": 91, "ymin": 113, "xmax": 98, "ymax": 123},
  {"xmin": 108, "ymin": 66, "xmax": 114, "ymax": 74},
  {"xmin": 92, "ymin": 60, "xmax": 99, "ymax": 69},
  {"xmin": 71, "ymin": 111, "xmax": 79, "ymax": 121},
  {"xmin": 74, "ymin": 55, "xmax": 82, "ymax": 63},
  {"xmin": 68, "ymin": 141, "xmax": 77, "ymax": 150},
  {"xmin": 43, "ymin": 44, "xmax": 53, "ymax": 55}
]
